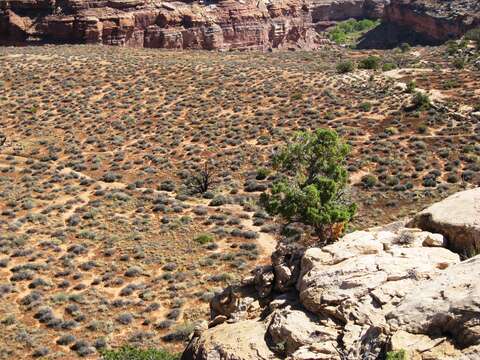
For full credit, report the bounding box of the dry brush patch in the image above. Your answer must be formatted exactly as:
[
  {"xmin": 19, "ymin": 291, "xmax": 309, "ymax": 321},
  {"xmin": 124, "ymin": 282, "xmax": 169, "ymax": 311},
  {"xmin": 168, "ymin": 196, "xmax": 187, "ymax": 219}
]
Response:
[{"xmin": 0, "ymin": 43, "xmax": 479, "ymax": 357}]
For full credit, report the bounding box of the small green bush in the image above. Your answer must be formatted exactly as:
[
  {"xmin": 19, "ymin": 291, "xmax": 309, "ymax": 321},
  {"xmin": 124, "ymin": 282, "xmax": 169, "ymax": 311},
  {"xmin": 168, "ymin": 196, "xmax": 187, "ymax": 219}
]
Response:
[
  {"xmin": 382, "ymin": 63, "xmax": 396, "ymax": 71},
  {"xmin": 336, "ymin": 60, "xmax": 354, "ymax": 74},
  {"xmin": 100, "ymin": 346, "xmax": 180, "ymax": 360},
  {"xmin": 358, "ymin": 56, "xmax": 381, "ymax": 70},
  {"xmin": 399, "ymin": 42, "xmax": 411, "ymax": 53},
  {"xmin": 465, "ymin": 27, "xmax": 480, "ymax": 48},
  {"xmin": 417, "ymin": 124, "xmax": 428, "ymax": 134},
  {"xmin": 256, "ymin": 167, "xmax": 270, "ymax": 180},
  {"xmin": 195, "ymin": 233, "xmax": 214, "ymax": 244},
  {"xmin": 361, "ymin": 174, "xmax": 377, "ymax": 189},
  {"xmin": 406, "ymin": 80, "xmax": 416, "ymax": 93},
  {"xmin": 386, "ymin": 349, "xmax": 407, "ymax": 360},
  {"xmin": 412, "ymin": 92, "xmax": 431, "ymax": 110},
  {"xmin": 359, "ymin": 102, "xmax": 372, "ymax": 112},
  {"xmin": 446, "ymin": 40, "xmax": 459, "ymax": 55},
  {"xmin": 452, "ymin": 57, "xmax": 465, "ymax": 69}
]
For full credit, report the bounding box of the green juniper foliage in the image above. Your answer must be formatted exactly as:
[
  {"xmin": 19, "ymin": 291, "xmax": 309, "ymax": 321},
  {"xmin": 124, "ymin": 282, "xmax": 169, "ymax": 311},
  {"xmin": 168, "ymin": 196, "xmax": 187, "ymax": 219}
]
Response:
[
  {"xmin": 261, "ymin": 129, "xmax": 357, "ymax": 243},
  {"xmin": 386, "ymin": 349, "xmax": 407, "ymax": 360}
]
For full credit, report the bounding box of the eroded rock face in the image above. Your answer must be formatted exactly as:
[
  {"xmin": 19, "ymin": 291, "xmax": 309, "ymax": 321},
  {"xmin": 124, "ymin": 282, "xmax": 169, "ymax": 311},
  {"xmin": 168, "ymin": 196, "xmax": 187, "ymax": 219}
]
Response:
[
  {"xmin": 387, "ymin": 255, "xmax": 480, "ymax": 347},
  {"xmin": 385, "ymin": 0, "xmax": 480, "ymax": 43},
  {"xmin": 0, "ymin": 0, "xmax": 385, "ymax": 49},
  {"xmin": 183, "ymin": 189, "xmax": 480, "ymax": 360},
  {"xmin": 183, "ymin": 319, "xmax": 275, "ymax": 360},
  {"xmin": 409, "ymin": 187, "xmax": 480, "ymax": 255}
]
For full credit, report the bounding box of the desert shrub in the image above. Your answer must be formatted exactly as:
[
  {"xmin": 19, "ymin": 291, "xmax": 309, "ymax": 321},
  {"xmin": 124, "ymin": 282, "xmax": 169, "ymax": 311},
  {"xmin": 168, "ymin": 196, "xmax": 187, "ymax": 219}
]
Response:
[
  {"xmin": 359, "ymin": 102, "xmax": 372, "ymax": 112},
  {"xmin": 209, "ymin": 195, "xmax": 227, "ymax": 206},
  {"xmin": 116, "ymin": 313, "xmax": 133, "ymax": 325},
  {"xmin": 417, "ymin": 124, "xmax": 428, "ymax": 134},
  {"xmin": 406, "ymin": 80, "xmax": 416, "ymax": 93},
  {"xmin": 358, "ymin": 56, "xmax": 381, "ymax": 70},
  {"xmin": 336, "ymin": 61, "xmax": 354, "ymax": 74},
  {"xmin": 446, "ymin": 173, "xmax": 459, "ymax": 183},
  {"xmin": 452, "ymin": 57, "xmax": 465, "ymax": 69},
  {"xmin": 360, "ymin": 174, "xmax": 377, "ymax": 189},
  {"xmin": 412, "ymin": 92, "xmax": 431, "ymax": 110},
  {"xmin": 185, "ymin": 161, "xmax": 218, "ymax": 195},
  {"xmin": 382, "ymin": 63, "xmax": 396, "ymax": 71},
  {"xmin": 101, "ymin": 172, "xmax": 121, "ymax": 183},
  {"xmin": 100, "ymin": 346, "xmax": 179, "ymax": 360},
  {"xmin": 159, "ymin": 181, "xmax": 175, "ymax": 192},
  {"xmin": 194, "ymin": 233, "xmax": 214, "ymax": 245},
  {"xmin": 386, "ymin": 350, "xmax": 407, "ymax": 360},
  {"xmin": 399, "ymin": 42, "xmax": 411, "ymax": 53},
  {"xmin": 465, "ymin": 27, "xmax": 480, "ymax": 45},
  {"xmin": 57, "ymin": 334, "xmax": 76, "ymax": 345},
  {"xmin": 162, "ymin": 322, "xmax": 195, "ymax": 342},
  {"xmin": 446, "ymin": 40, "xmax": 459, "ymax": 55},
  {"xmin": 260, "ymin": 129, "xmax": 356, "ymax": 244},
  {"xmin": 255, "ymin": 168, "xmax": 270, "ymax": 180},
  {"xmin": 32, "ymin": 348, "xmax": 49, "ymax": 358}
]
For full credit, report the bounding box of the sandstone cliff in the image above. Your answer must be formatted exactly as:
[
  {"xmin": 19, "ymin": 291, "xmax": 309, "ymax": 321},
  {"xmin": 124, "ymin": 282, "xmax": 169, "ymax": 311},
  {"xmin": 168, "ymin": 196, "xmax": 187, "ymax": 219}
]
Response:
[
  {"xmin": 182, "ymin": 187, "xmax": 480, "ymax": 360},
  {"xmin": 2, "ymin": 0, "xmax": 480, "ymax": 49},
  {"xmin": 385, "ymin": 0, "xmax": 480, "ymax": 43},
  {"xmin": 0, "ymin": 0, "xmax": 385, "ymax": 49}
]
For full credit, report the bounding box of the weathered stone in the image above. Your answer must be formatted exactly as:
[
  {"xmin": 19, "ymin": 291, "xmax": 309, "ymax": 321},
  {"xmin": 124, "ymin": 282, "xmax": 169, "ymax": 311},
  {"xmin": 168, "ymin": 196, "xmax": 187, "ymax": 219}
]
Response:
[
  {"xmin": 409, "ymin": 187, "xmax": 480, "ymax": 255},
  {"xmin": 182, "ymin": 320, "xmax": 275, "ymax": 360},
  {"xmin": 267, "ymin": 307, "xmax": 338, "ymax": 355},
  {"xmin": 387, "ymin": 255, "xmax": 480, "ymax": 350},
  {"xmin": 208, "ymin": 315, "xmax": 227, "ymax": 328},
  {"xmin": 254, "ymin": 265, "xmax": 275, "ymax": 298},
  {"xmin": 422, "ymin": 232, "xmax": 445, "ymax": 247},
  {"xmin": 389, "ymin": 330, "xmax": 463, "ymax": 360}
]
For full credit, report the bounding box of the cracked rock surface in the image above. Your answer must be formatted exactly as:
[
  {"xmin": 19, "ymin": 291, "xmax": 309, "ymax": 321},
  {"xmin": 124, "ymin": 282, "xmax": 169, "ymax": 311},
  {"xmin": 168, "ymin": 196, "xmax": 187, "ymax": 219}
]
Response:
[{"xmin": 182, "ymin": 189, "xmax": 480, "ymax": 360}]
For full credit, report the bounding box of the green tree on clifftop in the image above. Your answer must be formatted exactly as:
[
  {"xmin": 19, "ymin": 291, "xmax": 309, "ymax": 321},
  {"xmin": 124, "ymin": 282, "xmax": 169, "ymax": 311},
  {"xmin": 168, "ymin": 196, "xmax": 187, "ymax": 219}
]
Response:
[{"xmin": 260, "ymin": 129, "xmax": 357, "ymax": 244}]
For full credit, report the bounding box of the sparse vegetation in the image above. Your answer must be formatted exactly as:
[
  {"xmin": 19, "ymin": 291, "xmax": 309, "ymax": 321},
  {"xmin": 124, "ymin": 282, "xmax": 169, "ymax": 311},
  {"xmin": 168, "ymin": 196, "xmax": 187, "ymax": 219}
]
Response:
[
  {"xmin": 101, "ymin": 346, "xmax": 180, "ymax": 360},
  {"xmin": 0, "ymin": 42, "xmax": 477, "ymax": 357}
]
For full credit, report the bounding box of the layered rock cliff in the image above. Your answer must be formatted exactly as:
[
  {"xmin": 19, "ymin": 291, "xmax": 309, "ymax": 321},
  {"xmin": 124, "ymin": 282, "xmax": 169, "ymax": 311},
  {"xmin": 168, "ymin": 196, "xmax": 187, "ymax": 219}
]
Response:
[
  {"xmin": 2, "ymin": 0, "xmax": 480, "ymax": 49},
  {"xmin": 385, "ymin": 0, "xmax": 480, "ymax": 43},
  {"xmin": 0, "ymin": 0, "xmax": 385, "ymax": 49},
  {"xmin": 182, "ymin": 188, "xmax": 480, "ymax": 360}
]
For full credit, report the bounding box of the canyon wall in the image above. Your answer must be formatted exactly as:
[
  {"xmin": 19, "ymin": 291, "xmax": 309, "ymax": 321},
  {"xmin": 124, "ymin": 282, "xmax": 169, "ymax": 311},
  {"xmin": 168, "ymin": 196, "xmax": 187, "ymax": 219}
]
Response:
[
  {"xmin": 0, "ymin": 0, "xmax": 383, "ymax": 50},
  {"xmin": 385, "ymin": 0, "xmax": 480, "ymax": 43},
  {"xmin": 1, "ymin": 0, "xmax": 479, "ymax": 50}
]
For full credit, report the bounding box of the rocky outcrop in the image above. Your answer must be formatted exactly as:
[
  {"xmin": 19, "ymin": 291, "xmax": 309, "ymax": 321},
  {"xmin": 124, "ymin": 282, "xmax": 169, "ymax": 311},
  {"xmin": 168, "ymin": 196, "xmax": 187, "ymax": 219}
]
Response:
[
  {"xmin": 384, "ymin": 0, "xmax": 480, "ymax": 43},
  {"xmin": 182, "ymin": 189, "xmax": 480, "ymax": 360},
  {"xmin": 409, "ymin": 187, "xmax": 480, "ymax": 256},
  {"xmin": 0, "ymin": 0, "xmax": 385, "ymax": 49}
]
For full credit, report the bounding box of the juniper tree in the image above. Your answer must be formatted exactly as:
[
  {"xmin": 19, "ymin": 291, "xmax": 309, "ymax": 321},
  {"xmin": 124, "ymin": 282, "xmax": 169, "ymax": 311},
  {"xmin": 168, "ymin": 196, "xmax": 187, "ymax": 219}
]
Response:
[{"xmin": 261, "ymin": 129, "xmax": 356, "ymax": 244}]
